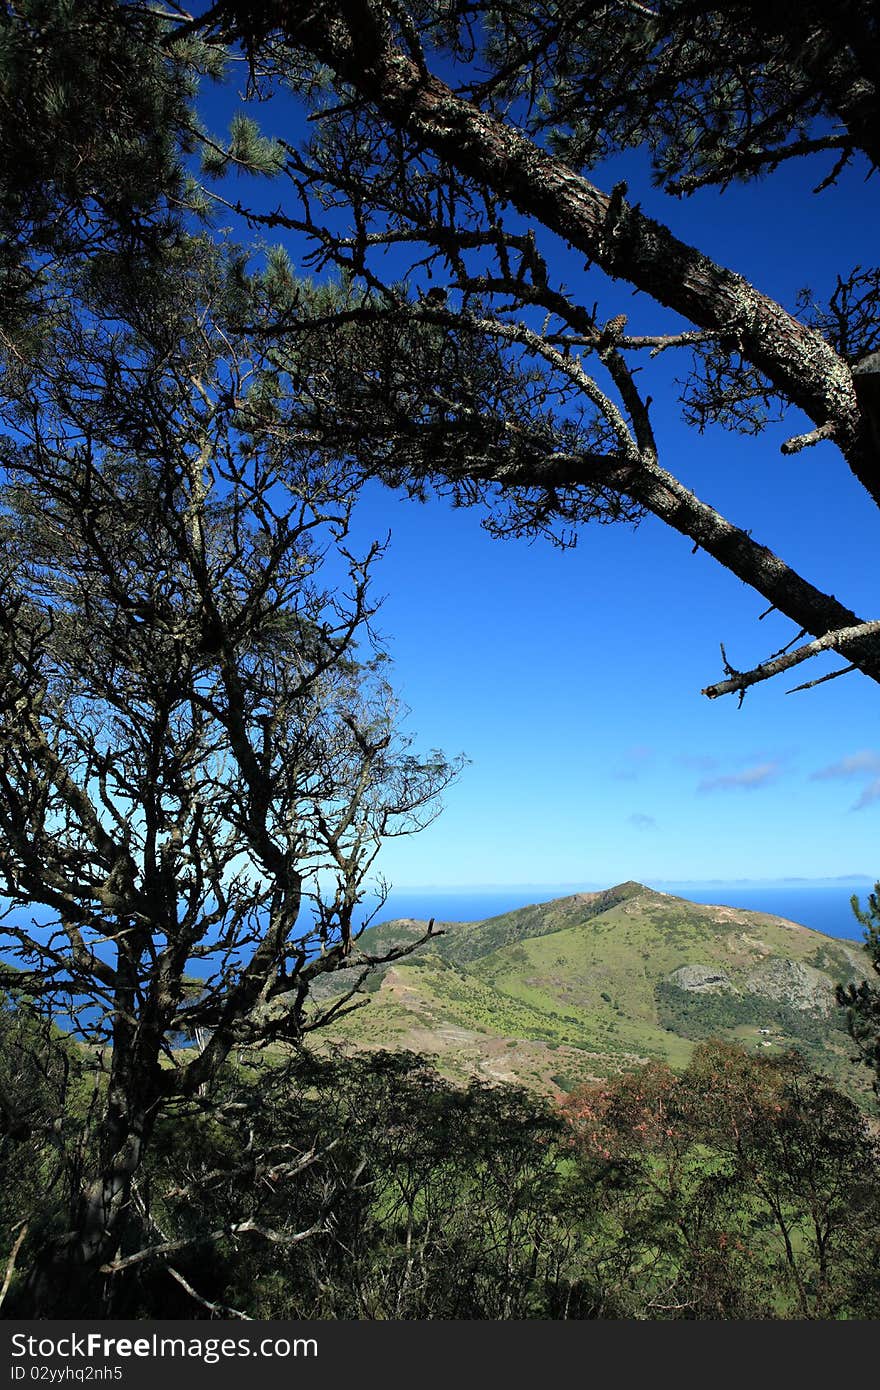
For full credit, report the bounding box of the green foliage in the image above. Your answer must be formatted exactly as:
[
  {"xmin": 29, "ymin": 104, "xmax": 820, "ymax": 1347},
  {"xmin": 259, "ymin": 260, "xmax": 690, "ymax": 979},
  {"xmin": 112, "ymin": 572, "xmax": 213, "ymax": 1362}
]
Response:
[
  {"xmin": 563, "ymin": 1042, "xmax": 880, "ymax": 1319},
  {"xmin": 655, "ymin": 981, "xmax": 841, "ymax": 1044},
  {"xmin": 330, "ymin": 886, "xmax": 868, "ymax": 1097},
  {"xmin": 0, "ymin": 0, "xmax": 195, "ymax": 334},
  {"xmin": 112, "ymin": 1050, "xmax": 574, "ymax": 1320},
  {"xmin": 836, "ymin": 883, "xmax": 880, "ymax": 1102},
  {"xmin": 201, "ymin": 114, "xmax": 286, "ymax": 178},
  {"xmin": 10, "ymin": 1037, "xmax": 870, "ymax": 1321},
  {"xmin": 1, "ymin": 1002, "xmax": 878, "ymax": 1320},
  {"xmin": 0, "ymin": 996, "xmax": 87, "ymax": 1303}
]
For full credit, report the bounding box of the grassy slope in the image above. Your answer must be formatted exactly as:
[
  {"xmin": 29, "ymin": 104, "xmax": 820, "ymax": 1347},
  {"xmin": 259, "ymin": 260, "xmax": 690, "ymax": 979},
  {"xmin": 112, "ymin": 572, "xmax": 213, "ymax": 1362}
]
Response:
[{"xmin": 313, "ymin": 884, "xmax": 870, "ymax": 1100}]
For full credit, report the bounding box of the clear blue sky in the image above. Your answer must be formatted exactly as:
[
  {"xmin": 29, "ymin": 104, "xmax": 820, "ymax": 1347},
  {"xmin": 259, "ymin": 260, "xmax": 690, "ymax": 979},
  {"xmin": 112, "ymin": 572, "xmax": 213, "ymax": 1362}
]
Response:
[{"xmin": 200, "ymin": 80, "xmax": 880, "ymax": 890}]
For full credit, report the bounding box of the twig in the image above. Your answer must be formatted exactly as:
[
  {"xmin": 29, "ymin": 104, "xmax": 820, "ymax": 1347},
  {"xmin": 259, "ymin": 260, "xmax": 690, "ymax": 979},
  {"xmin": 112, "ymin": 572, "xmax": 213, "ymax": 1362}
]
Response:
[{"xmin": 787, "ymin": 663, "xmax": 856, "ymax": 694}]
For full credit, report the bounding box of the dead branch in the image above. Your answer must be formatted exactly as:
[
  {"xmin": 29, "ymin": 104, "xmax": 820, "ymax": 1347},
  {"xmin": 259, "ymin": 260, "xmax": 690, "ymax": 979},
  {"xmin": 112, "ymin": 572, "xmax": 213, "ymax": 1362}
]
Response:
[
  {"xmin": 100, "ymin": 1218, "xmax": 325, "ymax": 1274},
  {"xmin": 165, "ymin": 1264, "xmax": 252, "ymax": 1320},
  {"xmin": 781, "ymin": 422, "xmax": 837, "ymax": 454},
  {"xmin": 703, "ymin": 622, "xmax": 880, "ymax": 701}
]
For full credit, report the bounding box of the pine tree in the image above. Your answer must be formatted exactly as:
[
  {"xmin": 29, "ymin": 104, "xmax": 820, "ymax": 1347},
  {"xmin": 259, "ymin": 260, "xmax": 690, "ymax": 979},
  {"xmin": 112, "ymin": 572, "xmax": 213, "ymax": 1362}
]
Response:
[
  {"xmin": 0, "ymin": 0, "xmax": 202, "ymax": 339},
  {"xmin": 837, "ymin": 888, "xmax": 880, "ymax": 1103},
  {"xmin": 174, "ymin": 0, "xmax": 880, "ymax": 701}
]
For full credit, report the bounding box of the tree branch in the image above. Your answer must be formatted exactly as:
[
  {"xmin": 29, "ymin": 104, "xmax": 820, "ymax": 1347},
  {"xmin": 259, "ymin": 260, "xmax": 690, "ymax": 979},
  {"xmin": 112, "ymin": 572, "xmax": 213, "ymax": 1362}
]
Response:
[
  {"xmin": 269, "ymin": 4, "xmax": 875, "ymax": 501},
  {"xmin": 0, "ymin": 1223, "xmax": 28, "ymax": 1313},
  {"xmin": 100, "ymin": 1217, "xmax": 324, "ymax": 1273},
  {"xmin": 702, "ymin": 622, "xmax": 880, "ymax": 701},
  {"xmin": 165, "ymin": 1264, "xmax": 252, "ymax": 1320},
  {"xmin": 781, "ymin": 422, "xmax": 837, "ymax": 455}
]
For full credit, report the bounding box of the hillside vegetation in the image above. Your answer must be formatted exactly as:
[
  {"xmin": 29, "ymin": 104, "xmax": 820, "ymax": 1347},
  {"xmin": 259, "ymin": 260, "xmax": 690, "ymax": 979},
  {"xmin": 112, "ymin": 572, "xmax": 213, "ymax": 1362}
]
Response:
[
  {"xmin": 309, "ymin": 883, "xmax": 869, "ymax": 1099},
  {"xmin": 4, "ymin": 889, "xmax": 877, "ymax": 1319}
]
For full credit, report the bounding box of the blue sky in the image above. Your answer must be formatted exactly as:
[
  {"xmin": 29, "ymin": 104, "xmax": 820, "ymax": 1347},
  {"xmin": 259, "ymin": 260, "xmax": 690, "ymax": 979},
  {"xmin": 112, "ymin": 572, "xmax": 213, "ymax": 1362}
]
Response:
[
  {"xmin": 360, "ymin": 474, "xmax": 880, "ymax": 888},
  {"xmin": 199, "ymin": 80, "xmax": 880, "ymax": 890}
]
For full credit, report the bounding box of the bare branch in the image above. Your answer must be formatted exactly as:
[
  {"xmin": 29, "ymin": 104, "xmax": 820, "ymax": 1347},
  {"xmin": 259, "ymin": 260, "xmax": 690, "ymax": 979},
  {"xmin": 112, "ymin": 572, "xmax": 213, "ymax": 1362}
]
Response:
[
  {"xmin": 165, "ymin": 1265, "xmax": 252, "ymax": 1320},
  {"xmin": 100, "ymin": 1218, "xmax": 324, "ymax": 1274},
  {"xmin": 703, "ymin": 623, "xmax": 880, "ymax": 701},
  {"xmin": 787, "ymin": 664, "xmax": 857, "ymax": 695},
  {"xmin": 781, "ymin": 422, "xmax": 837, "ymax": 455}
]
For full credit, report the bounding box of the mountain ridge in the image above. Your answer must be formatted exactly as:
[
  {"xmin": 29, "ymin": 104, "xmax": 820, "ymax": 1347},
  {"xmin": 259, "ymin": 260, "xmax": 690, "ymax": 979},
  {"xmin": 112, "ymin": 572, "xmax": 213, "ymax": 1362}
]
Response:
[{"xmin": 304, "ymin": 882, "xmax": 870, "ymax": 1101}]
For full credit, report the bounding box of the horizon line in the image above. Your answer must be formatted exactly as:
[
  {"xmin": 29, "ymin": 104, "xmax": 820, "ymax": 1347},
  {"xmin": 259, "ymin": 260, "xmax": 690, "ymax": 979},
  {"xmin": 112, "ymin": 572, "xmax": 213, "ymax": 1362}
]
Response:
[{"xmin": 370, "ymin": 875, "xmax": 875, "ymax": 892}]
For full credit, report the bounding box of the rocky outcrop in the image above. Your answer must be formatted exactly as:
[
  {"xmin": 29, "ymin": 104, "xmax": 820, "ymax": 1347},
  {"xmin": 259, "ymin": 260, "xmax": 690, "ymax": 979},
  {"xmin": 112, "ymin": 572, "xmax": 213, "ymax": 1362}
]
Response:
[
  {"xmin": 745, "ymin": 957, "xmax": 833, "ymax": 1013},
  {"xmin": 669, "ymin": 964, "xmax": 735, "ymax": 994}
]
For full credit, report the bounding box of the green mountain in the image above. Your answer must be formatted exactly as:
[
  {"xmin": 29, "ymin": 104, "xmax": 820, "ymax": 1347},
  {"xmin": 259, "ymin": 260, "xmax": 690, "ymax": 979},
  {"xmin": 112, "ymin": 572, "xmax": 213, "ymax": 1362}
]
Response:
[{"xmin": 307, "ymin": 882, "xmax": 872, "ymax": 1101}]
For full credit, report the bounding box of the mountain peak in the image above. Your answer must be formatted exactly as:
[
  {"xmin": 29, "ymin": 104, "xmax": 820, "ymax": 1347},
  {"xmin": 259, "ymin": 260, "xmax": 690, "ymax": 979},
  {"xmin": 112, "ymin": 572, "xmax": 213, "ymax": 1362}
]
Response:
[
  {"xmin": 606, "ymin": 879, "xmax": 652, "ymax": 897},
  {"xmin": 321, "ymin": 883, "xmax": 869, "ymax": 1103}
]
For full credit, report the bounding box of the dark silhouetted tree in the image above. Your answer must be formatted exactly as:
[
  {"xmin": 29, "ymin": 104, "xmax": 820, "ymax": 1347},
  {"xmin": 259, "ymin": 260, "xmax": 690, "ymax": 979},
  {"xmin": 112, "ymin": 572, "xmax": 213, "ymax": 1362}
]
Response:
[{"xmin": 0, "ymin": 232, "xmax": 460, "ymax": 1312}]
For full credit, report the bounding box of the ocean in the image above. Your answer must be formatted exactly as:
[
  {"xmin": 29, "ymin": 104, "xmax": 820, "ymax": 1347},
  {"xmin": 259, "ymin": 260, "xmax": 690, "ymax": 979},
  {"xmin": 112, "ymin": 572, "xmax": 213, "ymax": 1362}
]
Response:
[
  {"xmin": 356, "ymin": 881, "xmax": 877, "ymax": 945},
  {"xmin": 5, "ymin": 879, "xmax": 873, "ymax": 1038}
]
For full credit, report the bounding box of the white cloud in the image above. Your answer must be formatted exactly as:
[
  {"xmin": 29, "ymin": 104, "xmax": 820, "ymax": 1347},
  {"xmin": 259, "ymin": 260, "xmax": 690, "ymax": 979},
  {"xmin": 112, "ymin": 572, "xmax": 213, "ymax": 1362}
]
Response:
[
  {"xmin": 811, "ymin": 750, "xmax": 880, "ymax": 780},
  {"xmin": 853, "ymin": 778, "xmax": 880, "ymax": 811},
  {"xmin": 698, "ymin": 762, "xmax": 781, "ymax": 793}
]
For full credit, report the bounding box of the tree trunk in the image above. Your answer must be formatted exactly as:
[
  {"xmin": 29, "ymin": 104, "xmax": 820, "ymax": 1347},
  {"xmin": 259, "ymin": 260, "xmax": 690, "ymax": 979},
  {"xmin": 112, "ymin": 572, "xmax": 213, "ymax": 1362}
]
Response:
[
  {"xmin": 20, "ymin": 988, "xmax": 164, "ymax": 1316},
  {"xmin": 22, "ymin": 1143, "xmax": 152, "ymax": 1315}
]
